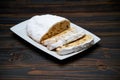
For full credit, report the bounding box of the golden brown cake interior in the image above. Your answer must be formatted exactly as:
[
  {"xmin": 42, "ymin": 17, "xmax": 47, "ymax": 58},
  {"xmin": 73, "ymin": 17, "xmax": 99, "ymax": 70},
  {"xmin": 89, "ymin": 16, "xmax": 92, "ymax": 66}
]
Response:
[{"xmin": 40, "ymin": 20, "xmax": 70, "ymax": 42}]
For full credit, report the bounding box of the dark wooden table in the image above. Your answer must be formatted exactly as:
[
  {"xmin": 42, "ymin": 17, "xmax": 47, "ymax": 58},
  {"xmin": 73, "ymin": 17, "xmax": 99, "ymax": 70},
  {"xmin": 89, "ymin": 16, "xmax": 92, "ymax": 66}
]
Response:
[{"xmin": 0, "ymin": 0, "xmax": 120, "ymax": 80}]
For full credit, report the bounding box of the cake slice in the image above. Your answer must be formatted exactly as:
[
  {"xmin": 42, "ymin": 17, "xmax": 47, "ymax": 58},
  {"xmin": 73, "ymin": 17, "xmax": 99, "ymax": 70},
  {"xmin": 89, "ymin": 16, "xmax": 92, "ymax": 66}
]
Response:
[
  {"xmin": 26, "ymin": 14, "xmax": 70, "ymax": 43},
  {"xmin": 56, "ymin": 34, "xmax": 94, "ymax": 55},
  {"xmin": 42, "ymin": 27, "xmax": 85, "ymax": 50}
]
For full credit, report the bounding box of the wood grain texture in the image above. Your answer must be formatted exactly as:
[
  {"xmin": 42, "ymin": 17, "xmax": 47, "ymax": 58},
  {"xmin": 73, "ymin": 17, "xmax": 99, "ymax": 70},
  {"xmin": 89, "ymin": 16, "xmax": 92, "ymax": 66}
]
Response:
[{"xmin": 0, "ymin": 0, "xmax": 120, "ymax": 80}]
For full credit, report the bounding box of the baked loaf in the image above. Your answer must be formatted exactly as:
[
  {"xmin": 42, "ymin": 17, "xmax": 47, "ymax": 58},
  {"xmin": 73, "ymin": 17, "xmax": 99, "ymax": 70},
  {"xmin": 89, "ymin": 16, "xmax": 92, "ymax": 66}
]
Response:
[
  {"xmin": 26, "ymin": 14, "xmax": 70, "ymax": 43},
  {"xmin": 27, "ymin": 14, "xmax": 94, "ymax": 55},
  {"xmin": 56, "ymin": 34, "xmax": 94, "ymax": 55},
  {"xmin": 42, "ymin": 27, "xmax": 85, "ymax": 50}
]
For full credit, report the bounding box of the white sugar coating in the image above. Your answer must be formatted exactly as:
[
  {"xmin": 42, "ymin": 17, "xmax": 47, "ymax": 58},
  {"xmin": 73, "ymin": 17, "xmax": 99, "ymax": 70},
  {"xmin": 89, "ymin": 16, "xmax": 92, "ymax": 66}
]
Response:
[{"xmin": 26, "ymin": 14, "xmax": 69, "ymax": 42}]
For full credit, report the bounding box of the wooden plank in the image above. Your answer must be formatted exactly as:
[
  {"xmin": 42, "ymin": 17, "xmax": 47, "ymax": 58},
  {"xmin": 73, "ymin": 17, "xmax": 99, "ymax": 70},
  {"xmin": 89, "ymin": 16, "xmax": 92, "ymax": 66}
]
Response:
[{"xmin": 0, "ymin": 0, "xmax": 120, "ymax": 80}]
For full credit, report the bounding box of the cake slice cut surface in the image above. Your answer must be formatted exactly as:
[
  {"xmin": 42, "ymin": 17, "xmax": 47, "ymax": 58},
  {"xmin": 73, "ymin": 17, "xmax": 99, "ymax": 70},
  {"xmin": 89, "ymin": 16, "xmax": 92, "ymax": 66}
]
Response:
[
  {"xmin": 56, "ymin": 34, "xmax": 94, "ymax": 55},
  {"xmin": 42, "ymin": 27, "xmax": 85, "ymax": 50}
]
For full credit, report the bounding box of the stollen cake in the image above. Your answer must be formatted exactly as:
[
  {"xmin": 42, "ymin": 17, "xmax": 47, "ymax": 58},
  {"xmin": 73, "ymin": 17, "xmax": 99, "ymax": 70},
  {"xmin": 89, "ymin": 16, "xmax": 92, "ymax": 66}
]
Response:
[
  {"xmin": 26, "ymin": 14, "xmax": 94, "ymax": 56},
  {"xmin": 42, "ymin": 27, "xmax": 85, "ymax": 50},
  {"xmin": 56, "ymin": 34, "xmax": 94, "ymax": 55},
  {"xmin": 26, "ymin": 14, "xmax": 70, "ymax": 43}
]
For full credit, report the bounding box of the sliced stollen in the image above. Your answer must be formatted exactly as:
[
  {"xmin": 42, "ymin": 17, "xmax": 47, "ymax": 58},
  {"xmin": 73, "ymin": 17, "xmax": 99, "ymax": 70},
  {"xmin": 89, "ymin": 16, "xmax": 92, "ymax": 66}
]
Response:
[
  {"xmin": 26, "ymin": 14, "xmax": 70, "ymax": 43},
  {"xmin": 56, "ymin": 34, "xmax": 94, "ymax": 55},
  {"xmin": 42, "ymin": 27, "xmax": 85, "ymax": 50}
]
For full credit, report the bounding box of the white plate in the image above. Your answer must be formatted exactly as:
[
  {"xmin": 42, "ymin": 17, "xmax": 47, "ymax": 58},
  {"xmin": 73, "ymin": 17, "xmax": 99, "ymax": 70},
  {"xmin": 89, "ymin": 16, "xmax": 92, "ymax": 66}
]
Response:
[{"xmin": 10, "ymin": 20, "xmax": 101, "ymax": 60}]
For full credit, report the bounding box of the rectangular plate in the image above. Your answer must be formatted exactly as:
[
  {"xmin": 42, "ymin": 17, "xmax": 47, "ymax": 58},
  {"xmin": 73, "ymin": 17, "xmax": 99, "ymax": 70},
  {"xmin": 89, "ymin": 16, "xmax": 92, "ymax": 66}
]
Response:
[{"xmin": 10, "ymin": 20, "xmax": 101, "ymax": 60}]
